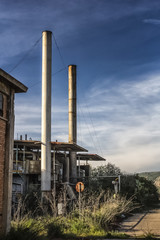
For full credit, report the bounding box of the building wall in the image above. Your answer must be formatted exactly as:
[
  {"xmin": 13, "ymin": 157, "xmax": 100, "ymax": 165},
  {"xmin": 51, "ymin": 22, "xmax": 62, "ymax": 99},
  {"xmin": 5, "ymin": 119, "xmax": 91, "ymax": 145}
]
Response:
[
  {"xmin": 0, "ymin": 119, "xmax": 6, "ymax": 229},
  {"xmin": 0, "ymin": 81, "xmax": 14, "ymax": 233},
  {"xmin": 0, "ymin": 88, "xmax": 8, "ymax": 232}
]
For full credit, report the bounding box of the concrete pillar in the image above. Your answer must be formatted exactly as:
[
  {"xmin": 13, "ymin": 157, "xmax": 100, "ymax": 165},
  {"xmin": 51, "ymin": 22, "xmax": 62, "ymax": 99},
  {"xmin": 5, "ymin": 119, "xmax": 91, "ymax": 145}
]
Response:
[
  {"xmin": 68, "ymin": 65, "xmax": 77, "ymax": 182},
  {"xmin": 63, "ymin": 156, "xmax": 69, "ymax": 182},
  {"xmin": 69, "ymin": 151, "xmax": 77, "ymax": 182},
  {"xmin": 41, "ymin": 31, "xmax": 52, "ymax": 192}
]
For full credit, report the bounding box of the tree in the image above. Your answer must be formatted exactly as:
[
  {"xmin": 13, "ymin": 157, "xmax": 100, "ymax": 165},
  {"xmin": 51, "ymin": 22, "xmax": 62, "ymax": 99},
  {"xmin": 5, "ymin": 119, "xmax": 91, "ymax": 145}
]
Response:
[
  {"xmin": 89, "ymin": 164, "xmax": 159, "ymax": 207},
  {"xmin": 87, "ymin": 163, "xmax": 122, "ymax": 193},
  {"xmin": 91, "ymin": 163, "xmax": 121, "ymax": 177}
]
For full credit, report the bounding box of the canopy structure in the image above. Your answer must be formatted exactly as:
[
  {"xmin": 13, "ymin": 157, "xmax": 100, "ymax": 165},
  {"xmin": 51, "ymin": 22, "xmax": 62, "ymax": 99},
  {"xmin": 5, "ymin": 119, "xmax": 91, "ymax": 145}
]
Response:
[
  {"xmin": 77, "ymin": 153, "xmax": 105, "ymax": 161},
  {"xmin": 51, "ymin": 142, "xmax": 87, "ymax": 152},
  {"xmin": 14, "ymin": 140, "xmax": 88, "ymax": 152}
]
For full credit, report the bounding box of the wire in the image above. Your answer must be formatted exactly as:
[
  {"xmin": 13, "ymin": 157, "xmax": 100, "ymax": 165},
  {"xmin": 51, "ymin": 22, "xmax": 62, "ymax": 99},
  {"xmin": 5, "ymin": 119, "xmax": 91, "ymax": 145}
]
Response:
[
  {"xmin": 8, "ymin": 31, "xmax": 67, "ymax": 90},
  {"xmin": 77, "ymin": 102, "xmax": 83, "ymax": 146},
  {"xmin": 9, "ymin": 36, "xmax": 42, "ymax": 74},
  {"xmin": 28, "ymin": 67, "xmax": 67, "ymax": 89},
  {"xmin": 84, "ymin": 102, "xmax": 104, "ymax": 157},
  {"xmin": 52, "ymin": 66, "xmax": 67, "ymax": 76},
  {"xmin": 52, "ymin": 32, "xmax": 66, "ymax": 69},
  {"xmin": 78, "ymin": 100, "xmax": 100, "ymax": 154},
  {"xmin": 28, "ymin": 31, "xmax": 67, "ymax": 89}
]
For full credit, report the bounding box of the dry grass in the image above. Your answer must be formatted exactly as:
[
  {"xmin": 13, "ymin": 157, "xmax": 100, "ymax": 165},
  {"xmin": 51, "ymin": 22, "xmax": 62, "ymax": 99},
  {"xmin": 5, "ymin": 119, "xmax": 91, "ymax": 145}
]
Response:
[
  {"xmin": 9, "ymin": 191, "xmax": 137, "ymax": 239},
  {"xmin": 75, "ymin": 191, "xmax": 137, "ymax": 230}
]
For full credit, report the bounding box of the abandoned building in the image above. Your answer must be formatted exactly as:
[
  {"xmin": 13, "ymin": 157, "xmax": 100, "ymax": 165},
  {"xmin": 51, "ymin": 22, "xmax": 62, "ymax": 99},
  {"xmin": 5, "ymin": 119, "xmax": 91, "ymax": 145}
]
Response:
[
  {"xmin": 0, "ymin": 69, "xmax": 27, "ymax": 233},
  {"xmin": 12, "ymin": 31, "xmax": 105, "ymax": 204},
  {"xmin": 12, "ymin": 139, "xmax": 105, "ymax": 201}
]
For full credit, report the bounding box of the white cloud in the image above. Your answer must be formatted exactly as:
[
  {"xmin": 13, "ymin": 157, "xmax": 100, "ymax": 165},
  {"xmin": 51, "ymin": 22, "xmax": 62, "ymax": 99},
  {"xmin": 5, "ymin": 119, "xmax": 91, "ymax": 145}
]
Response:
[
  {"xmin": 143, "ymin": 19, "xmax": 160, "ymax": 25},
  {"xmin": 15, "ymin": 97, "xmax": 68, "ymax": 141},
  {"xmin": 78, "ymin": 74, "xmax": 160, "ymax": 172},
  {"xmin": 14, "ymin": 71, "xmax": 160, "ymax": 173}
]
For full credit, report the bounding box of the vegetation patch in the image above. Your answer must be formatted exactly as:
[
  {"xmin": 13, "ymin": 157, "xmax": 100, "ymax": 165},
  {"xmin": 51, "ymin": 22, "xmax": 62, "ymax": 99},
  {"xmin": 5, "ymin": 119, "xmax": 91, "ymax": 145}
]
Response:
[
  {"xmin": 1, "ymin": 192, "xmax": 134, "ymax": 240},
  {"xmin": 2, "ymin": 164, "xmax": 159, "ymax": 239}
]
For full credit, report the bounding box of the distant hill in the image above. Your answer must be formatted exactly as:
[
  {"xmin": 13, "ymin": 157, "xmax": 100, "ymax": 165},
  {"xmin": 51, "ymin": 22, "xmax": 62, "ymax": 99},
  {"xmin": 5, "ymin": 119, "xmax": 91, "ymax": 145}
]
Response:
[{"xmin": 138, "ymin": 171, "xmax": 160, "ymax": 182}]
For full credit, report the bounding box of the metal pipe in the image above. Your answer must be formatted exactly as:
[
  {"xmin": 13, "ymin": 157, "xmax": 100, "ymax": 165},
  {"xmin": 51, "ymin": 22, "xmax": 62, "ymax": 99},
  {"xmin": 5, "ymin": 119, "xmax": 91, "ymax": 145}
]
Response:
[
  {"xmin": 78, "ymin": 156, "xmax": 80, "ymax": 178},
  {"xmin": 25, "ymin": 134, "xmax": 27, "ymax": 140},
  {"xmin": 16, "ymin": 145, "xmax": 18, "ymax": 171},
  {"xmin": 68, "ymin": 65, "xmax": 77, "ymax": 182},
  {"xmin": 64, "ymin": 153, "xmax": 69, "ymax": 182},
  {"xmin": 53, "ymin": 147, "xmax": 56, "ymax": 214},
  {"xmin": 23, "ymin": 145, "xmax": 25, "ymax": 173},
  {"xmin": 41, "ymin": 30, "xmax": 52, "ymax": 192}
]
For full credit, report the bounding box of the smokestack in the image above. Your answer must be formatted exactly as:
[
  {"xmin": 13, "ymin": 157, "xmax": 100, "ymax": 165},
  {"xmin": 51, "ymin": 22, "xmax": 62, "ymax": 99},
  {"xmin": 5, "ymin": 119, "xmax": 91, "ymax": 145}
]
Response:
[
  {"xmin": 68, "ymin": 65, "xmax": 77, "ymax": 182},
  {"xmin": 68, "ymin": 65, "xmax": 77, "ymax": 143},
  {"xmin": 41, "ymin": 31, "xmax": 52, "ymax": 192}
]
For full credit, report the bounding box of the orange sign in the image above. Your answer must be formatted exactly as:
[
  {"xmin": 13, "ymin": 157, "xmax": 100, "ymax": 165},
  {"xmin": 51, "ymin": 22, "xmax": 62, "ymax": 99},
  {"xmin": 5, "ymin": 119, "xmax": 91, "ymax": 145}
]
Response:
[{"xmin": 76, "ymin": 182, "xmax": 84, "ymax": 192}]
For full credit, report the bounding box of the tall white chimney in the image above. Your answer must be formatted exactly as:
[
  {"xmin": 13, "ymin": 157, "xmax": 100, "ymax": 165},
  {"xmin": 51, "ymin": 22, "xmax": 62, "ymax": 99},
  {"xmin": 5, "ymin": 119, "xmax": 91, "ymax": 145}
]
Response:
[
  {"xmin": 68, "ymin": 65, "xmax": 77, "ymax": 182},
  {"xmin": 41, "ymin": 31, "xmax": 52, "ymax": 192}
]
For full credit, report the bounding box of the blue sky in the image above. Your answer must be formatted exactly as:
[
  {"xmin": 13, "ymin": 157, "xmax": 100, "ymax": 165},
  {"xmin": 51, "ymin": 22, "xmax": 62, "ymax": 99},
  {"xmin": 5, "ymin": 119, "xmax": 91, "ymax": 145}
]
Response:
[{"xmin": 1, "ymin": 0, "xmax": 160, "ymax": 173}]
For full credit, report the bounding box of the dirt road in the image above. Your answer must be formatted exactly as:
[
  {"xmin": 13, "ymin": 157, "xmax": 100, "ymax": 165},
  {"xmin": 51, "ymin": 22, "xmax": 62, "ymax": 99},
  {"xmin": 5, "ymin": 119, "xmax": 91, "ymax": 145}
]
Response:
[{"xmin": 119, "ymin": 208, "xmax": 160, "ymax": 238}]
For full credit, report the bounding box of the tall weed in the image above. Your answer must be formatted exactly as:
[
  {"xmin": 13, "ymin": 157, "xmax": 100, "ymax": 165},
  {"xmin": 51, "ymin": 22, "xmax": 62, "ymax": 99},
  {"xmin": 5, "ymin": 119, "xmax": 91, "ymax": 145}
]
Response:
[{"xmin": 6, "ymin": 191, "xmax": 137, "ymax": 239}]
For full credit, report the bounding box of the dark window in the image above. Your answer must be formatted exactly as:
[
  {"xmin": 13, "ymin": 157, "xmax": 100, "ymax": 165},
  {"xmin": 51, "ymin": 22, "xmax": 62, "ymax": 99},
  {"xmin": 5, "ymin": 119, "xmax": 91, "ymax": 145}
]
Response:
[{"xmin": 0, "ymin": 93, "xmax": 3, "ymax": 117}]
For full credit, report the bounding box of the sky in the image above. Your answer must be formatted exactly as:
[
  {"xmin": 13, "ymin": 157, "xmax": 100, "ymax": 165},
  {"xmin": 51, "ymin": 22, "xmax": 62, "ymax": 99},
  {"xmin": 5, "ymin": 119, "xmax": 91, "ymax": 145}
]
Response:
[{"xmin": 1, "ymin": 0, "xmax": 160, "ymax": 173}]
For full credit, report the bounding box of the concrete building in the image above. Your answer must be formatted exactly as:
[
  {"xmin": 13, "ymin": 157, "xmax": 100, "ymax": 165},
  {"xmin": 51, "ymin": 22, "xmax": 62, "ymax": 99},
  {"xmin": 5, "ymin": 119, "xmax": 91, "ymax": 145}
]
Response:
[{"xmin": 0, "ymin": 69, "xmax": 27, "ymax": 233}]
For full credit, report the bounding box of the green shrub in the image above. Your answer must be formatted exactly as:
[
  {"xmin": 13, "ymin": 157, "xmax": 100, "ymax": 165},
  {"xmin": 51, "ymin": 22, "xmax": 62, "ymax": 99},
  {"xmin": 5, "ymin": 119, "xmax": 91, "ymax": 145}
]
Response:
[
  {"xmin": 89, "ymin": 172, "xmax": 159, "ymax": 208},
  {"xmin": 47, "ymin": 221, "xmax": 63, "ymax": 239},
  {"xmin": 135, "ymin": 176, "xmax": 159, "ymax": 206},
  {"xmin": 5, "ymin": 226, "xmax": 41, "ymax": 240}
]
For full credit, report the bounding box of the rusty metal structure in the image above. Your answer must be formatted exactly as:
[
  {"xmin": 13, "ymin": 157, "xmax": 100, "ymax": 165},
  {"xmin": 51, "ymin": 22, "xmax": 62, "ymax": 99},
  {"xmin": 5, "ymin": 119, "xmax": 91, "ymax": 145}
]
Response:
[{"xmin": 12, "ymin": 139, "xmax": 105, "ymax": 202}]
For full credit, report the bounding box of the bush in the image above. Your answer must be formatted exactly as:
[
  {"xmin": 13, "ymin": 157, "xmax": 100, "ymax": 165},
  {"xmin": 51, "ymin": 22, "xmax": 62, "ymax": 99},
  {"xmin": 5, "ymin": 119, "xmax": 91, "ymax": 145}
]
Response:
[
  {"xmin": 121, "ymin": 175, "xmax": 159, "ymax": 206},
  {"xmin": 89, "ymin": 169, "xmax": 159, "ymax": 207},
  {"xmin": 135, "ymin": 176, "xmax": 159, "ymax": 206},
  {"xmin": 47, "ymin": 221, "xmax": 64, "ymax": 239},
  {"xmin": 4, "ymin": 225, "xmax": 41, "ymax": 240}
]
